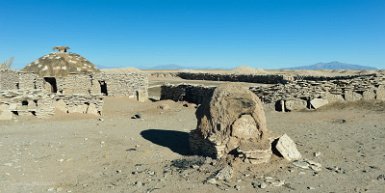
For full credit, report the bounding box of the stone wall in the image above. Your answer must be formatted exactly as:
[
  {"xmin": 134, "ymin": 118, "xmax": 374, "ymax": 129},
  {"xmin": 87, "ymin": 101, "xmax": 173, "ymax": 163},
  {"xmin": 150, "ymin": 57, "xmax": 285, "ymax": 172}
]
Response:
[
  {"xmin": 54, "ymin": 94, "xmax": 103, "ymax": 115},
  {"xmin": 0, "ymin": 71, "xmax": 19, "ymax": 90},
  {"xmin": 160, "ymin": 84, "xmax": 215, "ymax": 104},
  {"xmin": 0, "ymin": 89, "xmax": 54, "ymax": 120},
  {"xmin": 160, "ymin": 74, "xmax": 385, "ymax": 111},
  {"xmin": 18, "ymin": 73, "xmax": 44, "ymax": 90},
  {"xmin": 96, "ymin": 73, "xmax": 148, "ymax": 100},
  {"xmin": 0, "ymin": 71, "xmax": 44, "ymax": 90},
  {"xmin": 176, "ymin": 72, "xmax": 291, "ymax": 84},
  {"xmin": 57, "ymin": 74, "xmax": 98, "ymax": 95},
  {"xmin": 250, "ymin": 74, "xmax": 385, "ymax": 104}
]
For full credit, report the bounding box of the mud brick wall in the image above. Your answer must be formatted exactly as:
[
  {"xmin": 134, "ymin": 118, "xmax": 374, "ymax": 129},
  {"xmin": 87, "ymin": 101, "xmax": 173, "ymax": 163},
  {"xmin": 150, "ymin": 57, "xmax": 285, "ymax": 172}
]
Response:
[
  {"xmin": 176, "ymin": 72, "xmax": 291, "ymax": 84},
  {"xmin": 95, "ymin": 73, "xmax": 148, "ymax": 98}
]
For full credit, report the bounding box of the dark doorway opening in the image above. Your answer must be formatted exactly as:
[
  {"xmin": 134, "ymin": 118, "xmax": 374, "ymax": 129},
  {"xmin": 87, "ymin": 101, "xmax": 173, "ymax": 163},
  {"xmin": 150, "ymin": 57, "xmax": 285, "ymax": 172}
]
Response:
[
  {"xmin": 22, "ymin": 100, "xmax": 29, "ymax": 106},
  {"xmin": 99, "ymin": 81, "xmax": 108, "ymax": 96},
  {"xmin": 44, "ymin": 77, "xmax": 58, "ymax": 93}
]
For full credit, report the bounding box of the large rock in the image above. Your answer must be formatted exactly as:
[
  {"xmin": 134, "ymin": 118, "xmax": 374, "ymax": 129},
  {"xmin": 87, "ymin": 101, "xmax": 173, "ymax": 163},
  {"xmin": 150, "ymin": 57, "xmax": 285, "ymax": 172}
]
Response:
[
  {"xmin": 285, "ymin": 99, "xmax": 307, "ymax": 111},
  {"xmin": 310, "ymin": 98, "xmax": 329, "ymax": 109},
  {"xmin": 190, "ymin": 83, "xmax": 272, "ymax": 163},
  {"xmin": 275, "ymin": 134, "xmax": 302, "ymax": 161}
]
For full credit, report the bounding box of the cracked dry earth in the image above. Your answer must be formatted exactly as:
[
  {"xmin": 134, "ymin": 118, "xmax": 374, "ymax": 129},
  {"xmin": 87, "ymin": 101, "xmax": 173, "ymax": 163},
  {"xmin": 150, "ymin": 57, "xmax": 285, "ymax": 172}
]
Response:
[{"xmin": 1, "ymin": 97, "xmax": 385, "ymax": 193}]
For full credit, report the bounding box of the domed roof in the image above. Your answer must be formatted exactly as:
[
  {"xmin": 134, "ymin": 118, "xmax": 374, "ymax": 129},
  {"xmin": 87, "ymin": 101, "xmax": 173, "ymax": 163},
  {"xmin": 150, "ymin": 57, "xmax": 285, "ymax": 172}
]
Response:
[{"xmin": 22, "ymin": 47, "xmax": 99, "ymax": 77}]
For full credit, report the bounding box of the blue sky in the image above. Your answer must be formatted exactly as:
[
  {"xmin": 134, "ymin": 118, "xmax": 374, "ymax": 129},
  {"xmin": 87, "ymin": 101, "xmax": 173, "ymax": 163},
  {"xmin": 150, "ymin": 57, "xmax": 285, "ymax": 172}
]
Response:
[{"xmin": 0, "ymin": 0, "xmax": 384, "ymax": 69}]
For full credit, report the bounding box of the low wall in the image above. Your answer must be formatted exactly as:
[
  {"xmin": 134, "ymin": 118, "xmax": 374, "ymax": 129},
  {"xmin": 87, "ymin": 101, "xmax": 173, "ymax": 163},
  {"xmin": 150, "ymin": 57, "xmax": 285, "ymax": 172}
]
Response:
[
  {"xmin": 54, "ymin": 95, "xmax": 104, "ymax": 115},
  {"xmin": 160, "ymin": 74, "xmax": 385, "ymax": 111},
  {"xmin": 160, "ymin": 84, "xmax": 215, "ymax": 104},
  {"xmin": 0, "ymin": 89, "xmax": 54, "ymax": 120},
  {"xmin": 176, "ymin": 72, "xmax": 291, "ymax": 84},
  {"xmin": 95, "ymin": 73, "xmax": 148, "ymax": 99}
]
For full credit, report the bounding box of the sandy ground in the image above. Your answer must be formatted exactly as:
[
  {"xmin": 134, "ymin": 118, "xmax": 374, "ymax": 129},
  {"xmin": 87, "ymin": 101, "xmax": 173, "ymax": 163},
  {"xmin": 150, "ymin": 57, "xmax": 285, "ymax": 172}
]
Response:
[{"xmin": 1, "ymin": 96, "xmax": 385, "ymax": 193}]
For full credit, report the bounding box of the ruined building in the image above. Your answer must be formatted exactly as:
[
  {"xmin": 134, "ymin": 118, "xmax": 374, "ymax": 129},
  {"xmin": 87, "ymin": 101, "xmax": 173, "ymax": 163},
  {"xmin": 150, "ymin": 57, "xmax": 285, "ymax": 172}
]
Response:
[{"xmin": 0, "ymin": 47, "xmax": 148, "ymax": 120}]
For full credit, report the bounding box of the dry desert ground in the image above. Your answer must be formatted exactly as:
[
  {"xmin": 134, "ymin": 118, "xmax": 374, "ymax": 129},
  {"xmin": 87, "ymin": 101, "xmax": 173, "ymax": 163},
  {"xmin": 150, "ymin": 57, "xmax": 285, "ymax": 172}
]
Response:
[{"xmin": 1, "ymin": 71, "xmax": 385, "ymax": 193}]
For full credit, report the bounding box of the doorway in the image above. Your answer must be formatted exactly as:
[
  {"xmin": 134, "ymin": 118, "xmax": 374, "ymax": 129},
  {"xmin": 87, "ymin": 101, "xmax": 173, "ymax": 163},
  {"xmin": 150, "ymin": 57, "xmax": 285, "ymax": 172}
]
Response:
[
  {"xmin": 43, "ymin": 77, "xmax": 58, "ymax": 93},
  {"xmin": 99, "ymin": 81, "xmax": 108, "ymax": 96}
]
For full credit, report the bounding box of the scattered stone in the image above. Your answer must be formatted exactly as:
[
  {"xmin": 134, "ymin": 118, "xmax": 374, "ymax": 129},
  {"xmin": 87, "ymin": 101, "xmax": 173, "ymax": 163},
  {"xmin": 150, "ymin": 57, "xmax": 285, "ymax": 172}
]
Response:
[
  {"xmin": 260, "ymin": 182, "xmax": 267, "ymax": 189},
  {"xmin": 206, "ymin": 178, "xmax": 218, "ymax": 185},
  {"xmin": 215, "ymin": 165, "xmax": 233, "ymax": 181},
  {"xmin": 307, "ymin": 186, "xmax": 315, "ymax": 190},
  {"xmin": 158, "ymin": 104, "xmax": 170, "ymax": 110},
  {"xmin": 271, "ymin": 180, "xmax": 285, "ymax": 187},
  {"xmin": 292, "ymin": 160, "xmax": 310, "ymax": 169},
  {"xmin": 274, "ymin": 134, "xmax": 302, "ymax": 161},
  {"xmin": 314, "ymin": 152, "xmax": 321, "ymax": 157},
  {"xmin": 131, "ymin": 113, "xmax": 142, "ymax": 119},
  {"xmin": 292, "ymin": 159, "xmax": 322, "ymax": 171},
  {"xmin": 377, "ymin": 174, "xmax": 385, "ymax": 181},
  {"xmin": 135, "ymin": 181, "xmax": 143, "ymax": 187},
  {"xmin": 310, "ymin": 98, "xmax": 329, "ymax": 109},
  {"xmin": 326, "ymin": 166, "xmax": 345, "ymax": 174},
  {"xmin": 234, "ymin": 185, "xmax": 241, "ymax": 191},
  {"xmin": 191, "ymin": 164, "xmax": 200, "ymax": 169}
]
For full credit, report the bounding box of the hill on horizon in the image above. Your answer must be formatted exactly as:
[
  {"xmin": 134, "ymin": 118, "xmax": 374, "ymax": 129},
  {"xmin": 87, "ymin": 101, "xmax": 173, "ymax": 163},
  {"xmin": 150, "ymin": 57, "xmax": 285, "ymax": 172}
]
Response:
[{"xmin": 289, "ymin": 61, "xmax": 377, "ymax": 70}]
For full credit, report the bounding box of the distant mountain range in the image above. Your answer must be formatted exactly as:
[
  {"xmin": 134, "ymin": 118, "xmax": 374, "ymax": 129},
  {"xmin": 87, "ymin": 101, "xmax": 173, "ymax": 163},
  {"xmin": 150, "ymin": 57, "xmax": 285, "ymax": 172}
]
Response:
[
  {"xmin": 99, "ymin": 61, "xmax": 378, "ymax": 70},
  {"xmin": 145, "ymin": 64, "xmax": 186, "ymax": 70},
  {"xmin": 289, "ymin": 61, "xmax": 377, "ymax": 70}
]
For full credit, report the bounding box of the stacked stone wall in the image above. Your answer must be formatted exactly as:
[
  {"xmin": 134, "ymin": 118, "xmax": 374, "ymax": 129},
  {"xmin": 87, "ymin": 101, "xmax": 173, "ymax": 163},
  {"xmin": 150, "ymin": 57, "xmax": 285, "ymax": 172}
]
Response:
[
  {"xmin": 176, "ymin": 72, "xmax": 291, "ymax": 84},
  {"xmin": 96, "ymin": 73, "xmax": 148, "ymax": 99},
  {"xmin": 160, "ymin": 74, "xmax": 385, "ymax": 110},
  {"xmin": 57, "ymin": 74, "xmax": 98, "ymax": 95},
  {"xmin": 0, "ymin": 89, "xmax": 54, "ymax": 119},
  {"xmin": 18, "ymin": 73, "xmax": 44, "ymax": 90},
  {"xmin": 0, "ymin": 71, "xmax": 19, "ymax": 90},
  {"xmin": 160, "ymin": 84, "xmax": 214, "ymax": 104},
  {"xmin": 54, "ymin": 94, "xmax": 103, "ymax": 115}
]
